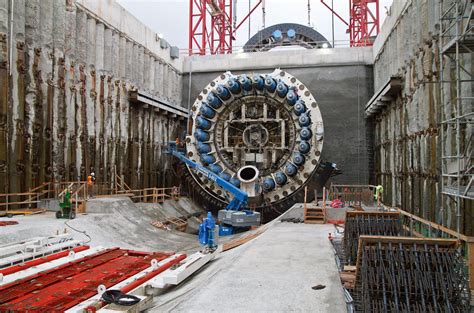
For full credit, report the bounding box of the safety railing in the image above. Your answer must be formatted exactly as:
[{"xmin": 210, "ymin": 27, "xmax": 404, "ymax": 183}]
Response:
[
  {"xmin": 0, "ymin": 183, "xmax": 53, "ymax": 213},
  {"xmin": 120, "ymin": 187, "xmax": 181, "ymax": 203},
  {"xmin": 0, "ymin": 179, "xmax": 181, "ymax": 214},
  {"xmin": 328, "ymin": 184, "xmax": 377, "ymax": 207}
]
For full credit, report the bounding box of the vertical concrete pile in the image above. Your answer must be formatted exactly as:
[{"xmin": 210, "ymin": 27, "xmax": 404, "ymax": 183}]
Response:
[{"xmin": 0, "ymin": 0, "xmax": 184, "ymax": 195}]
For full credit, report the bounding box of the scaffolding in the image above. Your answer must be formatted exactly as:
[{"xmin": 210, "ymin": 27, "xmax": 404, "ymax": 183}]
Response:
[{"xmin": 439, "ymin": 0, "xmax": 474, "ymax": 235}]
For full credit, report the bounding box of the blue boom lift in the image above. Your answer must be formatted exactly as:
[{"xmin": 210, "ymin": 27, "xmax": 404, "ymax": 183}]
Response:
[{"xmin": 166, "ymin": 142, "xmax": 261, "ymax": 243}]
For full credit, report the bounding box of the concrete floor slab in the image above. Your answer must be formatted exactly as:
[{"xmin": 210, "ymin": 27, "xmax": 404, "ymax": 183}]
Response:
[{"xmin": 153, "ymin": 222, "xmax": 346, "ymax": 312}]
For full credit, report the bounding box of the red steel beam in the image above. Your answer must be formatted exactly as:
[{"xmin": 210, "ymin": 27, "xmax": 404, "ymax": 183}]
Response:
[
  {"xmin": 234, "ymin": 0, "xmax": 263, "ymax": 33},
  {"xmin": 320, "ymin": 0, "xmax": 349, "ymax": 26},
  {"xmin": 349, "ymin": 0, "xmax": 379, "ymax": 46},
  {"xmin": 320, "ymin": 0, "xmax": 379, "ymax": 47},
  {"xmin": 0, "ymin": 245, "xmax": 90, "ymax": 276}
]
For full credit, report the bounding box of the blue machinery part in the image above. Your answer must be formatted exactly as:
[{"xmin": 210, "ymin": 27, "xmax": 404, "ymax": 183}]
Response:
[
  {"xmin": 200, "ymin": 153, "xmax": 216, "ymax": 165},
  {"xmin": 272, "ymin": 29, "xmax": 283, "ymax": 41},
  {"xmin": 227, "ymin": 78, "xmax": 241, "ymax": 94},
  {"xmin": 167, "ymin": 143, "xmax": 261, "ymax": 238},
  {"xmin": 276, "ymin": 81, "xmax": 289, "ymax": 97},
  {"xmin": 287, "ymin": 28, "xmax": 296, "ymax": 39},
  {"xmin": 263, "ymin": 177, "xmax": 276, "ymax": 192},
  {"xmin": 216, "ymin": 84, "xmax": 231, "ymax": 100},
  {"xmin": 196, "ymin": 116, "xmax": 212, "ymax": 130},
  {"xmin": 200, "ymin": 104, "xmax": 216, "ymax": 119},
  {"xmin": 194, "ymin": 129, "xmax": 210, "ymax": 142},
  {"xmin": 293, "ymin": 153, "xmax": 306, "ymax": 166},
  {"xmin": 239, "ymin": 75, "xmax": 252, "ymax": 91},
  {"xmin": 207, "ymin": 93, "xmax": 222, "ymax": 109},
  {"xmin": 264, "ymin": 76, "xmax": 277, "ymax": 92},
  {"xmin": 294, "ymin": 100, "xmax": 306, "ymax": 116},
  {"xmin": 243, "ymin": 23, "xmax": 332, "ymax": 52},
  {"xmin": 285, "ymin": 163, "xmax": 298, "ymax": 177},
  {"xmin": 300, "ymin": 127, "xmax": 312, "ymax": 141},
  {"xmin": 252, "ymin": 75, "xmax": 264, "ymax": 90},
  {"xmin": 286, "ymin": 90, "xmax": 298, "ymax": 105},
  {"xmin": 199, "ymin": 212, "xmax": 217, "ymax": 249}
]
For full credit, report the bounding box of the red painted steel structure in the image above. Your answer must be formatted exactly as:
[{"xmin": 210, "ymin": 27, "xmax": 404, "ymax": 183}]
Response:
[
  {"xmin": 0, "ymin": 248, "xmax": 177, "ymax": 311},
  {"xmin": 189, "ymin": 0, "xmax": 263, "ymax": 55},
  {"xmin": 190, "ymin": 0, "xmax": 379, "ymax": 54},
  {"xmin": 322, "ymin": 0, "xmax": 380, "ymax": 47},
  {"xmin": 189, "ymin": 0, "xmax": 233, "ymax": 55},
  {"xmin": 349, "ymin": 0, "xmax": 379, "ymax": 47}
]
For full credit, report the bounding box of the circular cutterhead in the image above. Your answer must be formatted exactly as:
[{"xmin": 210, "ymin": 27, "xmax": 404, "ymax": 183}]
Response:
[{"xmin": 186, "ymin": 69, "xmax": 324, "ymax": 207}]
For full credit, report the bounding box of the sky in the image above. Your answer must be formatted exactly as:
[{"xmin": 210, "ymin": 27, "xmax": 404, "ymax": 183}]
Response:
[{"xmin": 117, "ymin": 0, "xmax": 393, "ymax": 50}]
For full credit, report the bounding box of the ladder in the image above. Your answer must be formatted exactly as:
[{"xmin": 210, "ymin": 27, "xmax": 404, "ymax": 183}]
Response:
[
  {"xmin": 303, "ymin": 186, "xmax": 326, "ymax": 224},
  {"xmin": 304, "ymin": 206, "xmax": 326, "ymax": 224}
]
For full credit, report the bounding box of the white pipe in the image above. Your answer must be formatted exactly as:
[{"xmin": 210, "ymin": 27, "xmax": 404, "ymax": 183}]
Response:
[{"xmin": 237, "ymin": 165, "xmax": 259, "ymax": 197}]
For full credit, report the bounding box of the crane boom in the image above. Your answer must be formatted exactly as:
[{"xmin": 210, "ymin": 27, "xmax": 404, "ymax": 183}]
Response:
[
  {"xmin": 166, "ymin": 142, "xmax": 260, "ymax": 233},
  {"xmin": 168, "ymin": 147, "xmax": 248, "ymax": 211}
]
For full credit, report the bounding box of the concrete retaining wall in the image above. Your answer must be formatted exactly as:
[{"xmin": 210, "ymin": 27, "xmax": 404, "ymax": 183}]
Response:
[
  {"xmin": 371, "ymin": 0, "xmax": 473, "ymax": 234},
  {"xmin": 0, "ymin": 0, "xmax": 185, "ymax": 194}
]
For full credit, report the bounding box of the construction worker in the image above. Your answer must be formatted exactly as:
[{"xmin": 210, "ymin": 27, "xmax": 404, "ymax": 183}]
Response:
[
  {"xmin": 87, "ymin": 172, "xmax": 96, "ymax": 198},
  {"xmin": 374, "ymin": 185, "xmax": 383, "ymax": 208}
]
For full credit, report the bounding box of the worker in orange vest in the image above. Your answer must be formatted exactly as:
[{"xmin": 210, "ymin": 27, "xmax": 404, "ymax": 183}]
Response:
[
  {"xmin": 87, "ymin": 174, "xmax": 93, "ymax": 185},
  {"xmin": 87, "ymin": 172, "xmax": 96, "ymax": 198}
]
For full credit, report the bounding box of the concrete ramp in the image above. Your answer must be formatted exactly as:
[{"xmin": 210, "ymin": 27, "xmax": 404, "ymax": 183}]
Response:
[
  {"xmin": 133, "ymin": 197, "xmax": 205, "ymax": 233},
  {"xmin": 0, "ymin": 197, "xmax": 202, "ymax": 253}
]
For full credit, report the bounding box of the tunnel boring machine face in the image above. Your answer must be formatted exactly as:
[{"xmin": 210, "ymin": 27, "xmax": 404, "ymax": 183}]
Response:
[{"xmin": 186, "ymin": 69, "xmax": 324, "ymax": 208}]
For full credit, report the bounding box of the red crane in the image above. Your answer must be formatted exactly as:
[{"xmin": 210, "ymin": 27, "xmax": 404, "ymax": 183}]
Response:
[
  {"xmin": 321, "ymin": 0, "xmax": 380, "ymax": 47},
  {"xmin": 189, "ymin": 0, "xmax": 262, "ymax": 55},
  {"xmin": 189, "ymin": 0, "xmax": 380, "ymax": 55}
]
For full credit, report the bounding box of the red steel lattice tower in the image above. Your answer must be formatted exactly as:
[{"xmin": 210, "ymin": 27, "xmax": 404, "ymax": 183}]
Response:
[
  {"xmin": 321, "ymin": 0, "xmax": 380, "ymax": 47},
  {"xmin": 349, "ymin": 0, "xmax": 379, "ymax": 46},
  {"xmin": 189, "ymin": 0, "xmax": 233, "ymax": 55}
]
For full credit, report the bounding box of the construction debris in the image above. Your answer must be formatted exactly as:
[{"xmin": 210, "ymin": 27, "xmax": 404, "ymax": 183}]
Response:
[{"xmin": 0, "ymin": 221, "xmax": 18, "ymax": 226}]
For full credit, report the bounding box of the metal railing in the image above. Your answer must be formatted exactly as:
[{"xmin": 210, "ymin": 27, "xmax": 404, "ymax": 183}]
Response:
[
  {"xmin": 0, "ymin": 175, "xmax": 182, "ymax": 215},
  {"xmin": 328, "ymin": 184, "xmax": 377, "ymax": 207}
]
